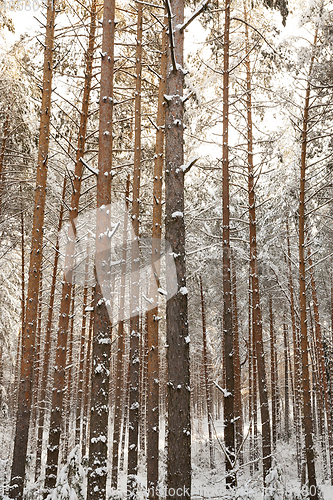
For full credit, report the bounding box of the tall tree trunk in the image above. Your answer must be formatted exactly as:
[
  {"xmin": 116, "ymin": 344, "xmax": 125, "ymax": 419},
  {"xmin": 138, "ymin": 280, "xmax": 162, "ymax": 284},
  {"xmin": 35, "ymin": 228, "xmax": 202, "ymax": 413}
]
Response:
[
  {"xmin": 269, "ymin": 297, "xmax": 277, "ymax": 449},
  {"xmin": 231, "ymin": 254, "xmax": 243, "ymax": 464},
  {"xmin": 298, "ymin": 29, "xmax": 319, "ymax": 498},
  {"xmin": 82, "ymin": 288, "xmax": 95, "ymax": 457},
  {"xmin": 283, "ymin": 323, "xmax": 290, "ymax": 442},
  {"xmin": 307, "ymin": 247, "xmax": 333, "ymax": 483},
  {"xmin": 75, "ymin": 251, "xmax": 90, "ymax": 448},
  {"xmin": 248, "ymin": 277, "xmax": 253, "ymax": 476},
  {"xmin": 200, "ymin": 277, "xmax": 215, "ymax": 469},
  {"xmin": 245, "ymin": 4, "xmax": 271, "ymax": 479},
  {"xmin": 111, "ymin": 176, "xmax": 130, "ymax": 490},
  {"xmin": 44, "ymin": 2, "xmax": 97, "ymax": 492},
  {"xmin": 221, "ymin": 0, "xmax": 235, "ymax": 487},
  {"xmin": 165, "ymin": 0, "xmax": 191, "ymax": 497},
  {"xmin": 20, "ymin": 185, "xmax": 25, "ymax": 335},
  {"xmin": 63, "ymin": 283, "xmax": 76, "ymax": 460},
  {"xmin": 286, "ymin": 223, "xmax": 302, "ymax": 477},
  {"xmin": 0, "ymin": 113, "xmax": 9, "ymax": 206},
  {"xmin": 146, "ymin": 22, "xmax": 167, "ymax": 500},
  {"xmin": 9, "ymin": 2, "xmax": 56, "ymax": 497},
  {"xmin": 127, "ymin": 4, "xmax": 143, "ymax": 499},
  {"xmin": 35, "ymin": 174, "xmax": 67, "ymax": 481},
  {"xmin": 87, "ymin": 0, "xmax": 115, "ymax": 496}
]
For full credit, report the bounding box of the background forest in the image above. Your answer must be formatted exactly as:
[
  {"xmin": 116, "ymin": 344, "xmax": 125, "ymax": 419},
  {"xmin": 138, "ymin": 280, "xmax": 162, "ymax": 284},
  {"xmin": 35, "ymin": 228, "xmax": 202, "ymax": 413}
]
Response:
[{"xmin": 0, "ymin": 0, "xmax": 333, "ymax": 499}]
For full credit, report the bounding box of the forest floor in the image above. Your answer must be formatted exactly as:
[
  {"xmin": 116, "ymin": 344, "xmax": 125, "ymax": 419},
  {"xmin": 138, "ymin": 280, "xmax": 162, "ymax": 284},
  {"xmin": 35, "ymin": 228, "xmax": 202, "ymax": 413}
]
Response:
[{"xmin": 1, "ymin": 417, "xmax": 333, "ymax": 499}]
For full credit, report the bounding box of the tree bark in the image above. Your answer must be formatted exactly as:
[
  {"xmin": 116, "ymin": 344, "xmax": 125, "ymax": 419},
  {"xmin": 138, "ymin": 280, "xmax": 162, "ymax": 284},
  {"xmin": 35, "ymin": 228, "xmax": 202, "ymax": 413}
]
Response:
[
  {"xmin": 87, "ymin": 0, "xmax": 115, "ymax": 496},
  {"xmin": 283, "ymin": 323, "xmax": 290, "ymax": 442},
  {"xmin": 298, "ymin": 29, "xmax": 319, "ymax": 498},
  {"xmin": 44, "ymin": 2, "xmax": 97, "ymax": 492},
  {"xmin": 0, "ymin": 113, "xmax": 9, "ymax": 206},
  {"xmin": 146, "ymin": 21, "xmax": 167, "ymax": 500},
  {"xmin": 269, "ymin": 297, "xmax": 277, "ymax": 449},
  {"xmin": 231, "ymin": 254, "xmax": 243, "ymax": 464},
  {"xmin": 111, "ymin": 176, "xmax": 130, "ymax": 489},
  {"xmin": 75, "ymin": 251, "xmax": 90, "ymax": 448},
  {"xmin": 165, "ymin": 0, "xmax": 191, "ymax": 497},
  {"xmin": 200, "ymin": 277, "xmax": 215, "ymax": 469},
  {"xmin": 286, "ymin": 222, "xmax": 302, "ymax": 477},
  {"xmin": 307, "ymin": 247, "xmax": 333, "ymax": 483},
  {"xmin": 127, "ymin": 4, "xmax": 143, "ymax": 499},
  {"xmin": 35, "ymin": 174, "xmax": 67, "ymax": 481},
  {"xmin": 245, "ymin": 4, "xmax": 271, "ymax": 479},
  {"xmin": 9, "ymin": 2, "xmax": 56, "ymax": 497},
  {"xmin": 221, "ymin": 0, "xmax": 235, "ymax": 487}
]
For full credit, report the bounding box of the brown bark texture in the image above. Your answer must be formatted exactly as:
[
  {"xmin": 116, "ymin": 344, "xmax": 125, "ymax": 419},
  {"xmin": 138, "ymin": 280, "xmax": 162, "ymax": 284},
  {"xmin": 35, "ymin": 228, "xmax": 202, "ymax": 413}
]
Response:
[
  {"xmin": 9, "ymin": 2, "xmax": 56, "ymax": 497},
  {"xmin": 245, "ymin": 6, "xmax": 271, "ymax": 479},
  {"xmin": 298, "ymin": 29, "xmax": 319, "ymax": 498},
  {"xmin": 75, "ymin": 251, "xmax": 90, "ymax": 448},
  {"xmin": 165, "ymin": 0, "xmax": 191, "ymax": 497},
  {"xmin": 127, "ymin": 4, "xmax": 143, "ymax": 499},
  {"xmin": 222, "ymin": 0, "xmax": 235, "ymax": 486},
  {"xmin": 87, "ymin": 0, "xmax": 115, "ymax": 496},
  {"xmin": 111, "ymin": 176, "xmax": 130, "ymax": 489},
  {"xmin": 286, "ymin": 223, "xmax": 302, "ymax": 477},
  {"xmin": 35, "ymin": 174, "xmax": 67, "ymax": 481},
  {"xmin": 307, "ymin": 247, "xmax": 333, "ymax": 483},
  {"xmin": 146, "ymin": 22, "xmax": 167, "ymax": 500},
  {"xmin": 44, "ymin": 2, "xmax": 97, "ymax": 492},
  {"xmin": 200, "ymin": 277, "xmax": 215, "ymax": 469},
  {"xmin": 231, "ymin": 254, "xmax": 243, "ymax": 463}
]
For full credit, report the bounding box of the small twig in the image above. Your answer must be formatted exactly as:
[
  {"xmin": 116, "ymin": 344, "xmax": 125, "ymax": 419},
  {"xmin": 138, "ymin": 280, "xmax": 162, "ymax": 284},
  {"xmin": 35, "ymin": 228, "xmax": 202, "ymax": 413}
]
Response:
[
  {"xmin": 163, "ymin": 0, "xmax": 177, "ymax": 72},
  {"xmin": 80, "ymin": 157, "xmax": 99, "ymax": 176},
  {"xmin": 179, "ymin": 0, "xmax": 210, "ymax": 32},
  {"xmin": 147, "ymin": 116, "xmax": 159, "ymax": 131}
]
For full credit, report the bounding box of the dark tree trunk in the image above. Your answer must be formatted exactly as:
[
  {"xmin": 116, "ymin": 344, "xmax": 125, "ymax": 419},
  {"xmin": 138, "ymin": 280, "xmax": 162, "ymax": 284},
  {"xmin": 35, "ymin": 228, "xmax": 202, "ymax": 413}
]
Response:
[
  {"xmin": 9, "ymin": 2, "xmax": 56, "ymax": 497},
  {"xmin": 298, "ymin": 30, "xmax": 319, "ymax": 499},
  {"xmin": 286, "ymin": 223, "xmax": 302, "ymax": 477},
  {"xmin": 146, "ymin": 22, "xmax": 167, "ymax": 500},
  {"xmin": 200, "ymin": 277, "xmax": 215, "ymax": 469},
  {"xmin": 111, "ymin": 176, "xmax": 130, "ymax": 490},
  {"xmin": 44, "ymin": 2, "xmax": 97, "ymax": 492},
  {"xmin": 127, "ymin": 5, "xmax": 143, "ymax": 499},
  {"xmin": 87, "ymin": 0, "xmax": 115, "ymax": 496},
  {"xmin": 222, "ymin": 0, "xmax": 235, "ymax": 487},
  {"xmin": 231, "ymin": 254, "xmax": 243, "ymax": 464},
  {"xmin": 245, "ymin": 5, "xmax": 271, "ymax": 478},
  {"xmin": 165, "ymin": 0, "xmax": 191, "ymax": 497}
]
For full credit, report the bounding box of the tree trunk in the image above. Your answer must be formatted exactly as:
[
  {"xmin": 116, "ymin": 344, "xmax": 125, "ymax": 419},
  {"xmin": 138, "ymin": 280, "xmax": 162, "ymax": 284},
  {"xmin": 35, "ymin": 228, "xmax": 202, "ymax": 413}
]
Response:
[
  {"xmin": 127, "ymin": 5, "xmax": 143, "ymax": 499},
  {"xmin": 245, "ymin": 4, "xmax": 271, "ymax": 479},
  {"xmin": 307, "ymin": 247, "xmax": 333, "ymax": 483},
  {"xmin": 200, "ymin": 277, "xmax": 215, "ymax": 469},
  {"xmin": 9, "ymin": 2, "xmax": 56, "ymax": 497},
  {"xmin": 63, "ymin": 283, "xmax": 76, "ymax": 461},
  {"xmin": 269, "ymin": 297, "xmax": 277, "ymax": 449},
  {"xmin": 283, "ymin": 323, "xmax": 290, "ymax": 442},
  {"xmin": 146, "ymin": 22, "xmax": 167, "ymax": 500},
  {"xmin": 286, "ymin": 223, "xmax": 302, "ymax": 477},
  {"xmin": 165, "ymin": 0, "xmax": 191, "ymax": 497},
  {"xmin": 0, "ymin": 113, "xmax": 9, "ymax": 206},
  {"xmin": 248, "ymin": 277, "xmax": 253, "ymax": 476},
  {"xmin": 75, "ymin": 251, "xmax": 90, "ymax": 448},
  {"xmin": 222, "ymin": 0, "xmax": 235, "ymax": 487},
  {"xmin": 44, "ymin": 2, "xmax": 97, "ymax": 492},
  {"xmin": 111, "ymin": 176, "xmax": 130, "ymax": 490},
  {"xmin": 298, "ymin": 29, "xmax": 319, "ymax": 498},
  {"xmin": 35, "ymin": 174, "xmax": 67, "ymax": 481},
  {"xmin": 82, "ymin": 287, "xmax": 95, "ymax": 457},
  {"xmin": 231, "ymin": 254, "xmax": 243, "ymax": 464},
  {"xmin": 87, "ymin": 0, "xmax": 115, "ymax": 496}
]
